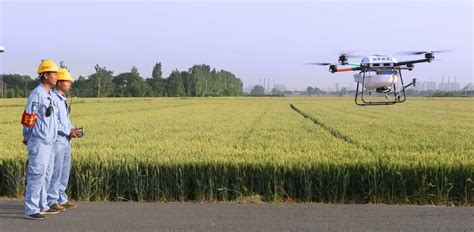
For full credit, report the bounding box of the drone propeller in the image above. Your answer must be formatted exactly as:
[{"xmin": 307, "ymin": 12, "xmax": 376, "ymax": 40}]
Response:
[
  {"xmin": 397, "ymin": 50, "xmax": 450, "ymax": 55},
  {"xmin": 338, "ymin": 51, "xmax": 364, "ymax": 58},
  {"xmin": 305, "ymin": 62, "xmax": 333, "ymax": 66}
]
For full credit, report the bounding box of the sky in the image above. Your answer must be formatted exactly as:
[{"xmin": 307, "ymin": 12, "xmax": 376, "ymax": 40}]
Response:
[{"xmin": 0, "ymin": 0, "xmax": 472, "ymax": 90}]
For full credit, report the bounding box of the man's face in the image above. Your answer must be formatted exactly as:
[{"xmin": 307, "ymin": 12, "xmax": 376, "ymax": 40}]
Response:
[
  {"xmin": 44, "ymin": 72, "xmax": 58, "ymax": 86},
  {"xmin": 57, "ymin": 80, "xmax": 72, "ymax": 92}
]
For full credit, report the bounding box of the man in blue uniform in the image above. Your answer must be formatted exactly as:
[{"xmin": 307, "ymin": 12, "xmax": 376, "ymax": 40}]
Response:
[
  {"xmin": 47, "ymin": 68, "xmax": 78, "ymax": 212},
  {"xmin": 22, "ymin": 59, "xmax": 61, "ymax": 220}
]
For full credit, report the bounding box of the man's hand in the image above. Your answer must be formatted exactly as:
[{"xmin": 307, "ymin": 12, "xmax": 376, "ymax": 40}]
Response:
[{"xmin": 69, "ymin": 128, "xmax": 79, "ymax": 138}]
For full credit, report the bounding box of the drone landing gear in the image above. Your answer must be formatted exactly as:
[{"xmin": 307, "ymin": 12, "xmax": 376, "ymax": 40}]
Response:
[{"xmin": 355, "ymin": 69, "xmax": 416, "ymax": 106}]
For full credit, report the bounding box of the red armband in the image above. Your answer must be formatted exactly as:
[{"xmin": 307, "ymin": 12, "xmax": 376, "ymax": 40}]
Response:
[{"xmin": 21, "ymin": 111, "xmax": 38, "ymax": 127}]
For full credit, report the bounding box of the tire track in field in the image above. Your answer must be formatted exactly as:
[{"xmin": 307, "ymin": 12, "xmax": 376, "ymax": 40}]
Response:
[
  {"xmin": 0, "ymin": 104, "xmax": 24, "ymax": 108},
  {"xmin": 239, "ymin": 103, "xmax": 271, "ymax": 148},
  {"xmin": 75, "ymin": 103, "xmax": 194, "ymax": 120},
  {"xmin": 290, "ymin": 103, "xmax": 376, "ymax": 154}
]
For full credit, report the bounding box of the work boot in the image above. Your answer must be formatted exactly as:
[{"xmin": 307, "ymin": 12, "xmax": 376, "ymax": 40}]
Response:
[
  {"xmin": 24, "ymin": 213, "xmax": 45, "ymax": 220},
  {"xmin": 50, "ymin": 203, "xmax": 66, "ymax": 212},
  {"xmin": 60, "ymin": 201, "xmax": 78, "ymax": 208},
  {"xmin": 40, "ymin": 208, "xmax": 60, "ymax": 215}
]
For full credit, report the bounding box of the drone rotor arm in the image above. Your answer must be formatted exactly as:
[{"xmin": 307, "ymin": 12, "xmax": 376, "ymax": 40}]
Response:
[
  {"xmin": 331, "ymin": 66, "xmax": 362, "ymax": 73},
  {"xmin": 395, "ymin": 58, "xmax": 431, "ymax": 66},
  {"xmin": 347, "ymin": 61, "xmax": 361, "ymax": 67}
]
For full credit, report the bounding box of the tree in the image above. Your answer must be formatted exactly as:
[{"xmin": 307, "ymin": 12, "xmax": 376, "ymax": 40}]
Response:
[
  {"xmin": 338, "ymin": 87, "xmax": 347, "ymax": 96},
  {"xmin": 250, "ymin": 85, "xmax": 265, "ymax": 95},
  {"xmin": 271, "ymin": 84, "xmax": 286, "ymax": 95},
  {"xmin": 88, "ymin": 65, "xmax": 114, "ymax": 97},
  {"xmin": 189, "ymin": 65, "xmax": 211, "ymax": 96},
  {"xmin": 148, "ymin": 62, "xmax": 165, "ymax": 97},
  {"xmin": 312, "ymin": 87, "xmax": 325, "ymax": 95},
  {"xmin": 59, "ymin": 61, "xmax": 68, "ymax": 69},
  {"xmin": 180, "ymin": 71, "xmax": 191, "ymax": 96},
  {"xmin": 112, "ymin": 73, "xmax": 129, "ymax": 97},
  {"xmin": 165, "ymin": 70, "xmax": 185, "ymax": 97},
  {"xmin": 3, "ymin": 63, "xmax": 244, "ymax": 98},
  {"xmin": 0, "ymin": 74, "xmax": 35, "ymax": 98},
  {"xmin": 113, "ymin": 66, "xmax": 149, "ymax": 97},
  {"xmin": 72, "ymin": 75, "xmax": 95, "ymax": 97}
]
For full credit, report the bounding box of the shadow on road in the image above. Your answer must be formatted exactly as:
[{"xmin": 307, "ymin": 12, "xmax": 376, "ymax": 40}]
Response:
[{"xmin": 0, "ymin": 203, "xmax": 24, "ymax": 220}]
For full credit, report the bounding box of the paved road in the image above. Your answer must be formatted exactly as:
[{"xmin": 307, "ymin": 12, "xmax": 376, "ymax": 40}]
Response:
[{"xmin": 0, "ymin": 200, "xmax": 472, "ymax": 231}]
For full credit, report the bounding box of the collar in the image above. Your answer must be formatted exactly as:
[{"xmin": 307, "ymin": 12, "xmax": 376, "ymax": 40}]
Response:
[
  {"xmin": 53, "ymin": 88, "xmax": 67, "ymax": 101},
  {"xmin": 38, "ymin": 83, "xmax": 51, "ymax": 96}
]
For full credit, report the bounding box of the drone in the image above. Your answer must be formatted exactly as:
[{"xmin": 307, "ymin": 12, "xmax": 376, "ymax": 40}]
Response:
[{"xmin": 306, "ymin": 51, "xmax": 446, "ymax": 106}]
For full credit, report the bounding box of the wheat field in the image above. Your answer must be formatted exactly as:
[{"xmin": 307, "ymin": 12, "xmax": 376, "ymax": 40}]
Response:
[{"xmin": 0, "ymin": 97, "xmax": 472, "ymax": 204}]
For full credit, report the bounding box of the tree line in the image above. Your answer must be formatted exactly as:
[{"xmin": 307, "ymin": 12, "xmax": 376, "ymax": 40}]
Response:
[{"xmin": 0, "ymin": 63, "xmax": 244, "ymax": 98}]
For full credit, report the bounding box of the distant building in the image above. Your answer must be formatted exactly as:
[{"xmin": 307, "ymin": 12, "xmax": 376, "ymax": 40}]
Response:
[
  {"xmin": 425, "ymin": 81, "xmax": 437, "ymax": 91},
  {"xmin": 450, "ymin": 82, "xmax": 460, "ymax": 91},
  {"xmin": 439, "ymin": 82, "xmax": 460, "ymax": 91},
  {"xmin": 414, "ymin": 81, "xmax": 437, "ymax": 91},
  {"xmin": 438, "ymin": 76, "xmax": 460, "ymax": 91},
  {"xmin": 462, "ymin": 83, "xmax": 474, "ymax": 91},
  {"xmin": 243, "ymin": 86, "xmax": 253, "ymax": 94}
]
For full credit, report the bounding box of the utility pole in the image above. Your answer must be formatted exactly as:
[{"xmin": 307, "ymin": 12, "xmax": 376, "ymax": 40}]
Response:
[
  {"xmin": 448, "ymin": 76, "xmax": 451, "ymax": 92},
  {"xmin": 0, "ymin": 46, "xmax": 4, "ymax": 98},
  {"xmin": 267, "ymin": 78, "xmax": 269, "ymax": 94},
  {"xmin": 454, "ymin": 76, "xmax": 461, "ymax": 91},
  {"xmin": 441, "ymin": 76, "xmax": 444, "ymax": 92},
  {"xmin": 97, "ymin": 77, "xmax": 101, "ymax": 98}
]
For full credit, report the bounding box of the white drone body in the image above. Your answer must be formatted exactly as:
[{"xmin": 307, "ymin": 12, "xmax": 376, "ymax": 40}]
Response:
[
  {"xmin": 306, "ymin": 50, "xmax": 438, "ymax": 105},
  {"xmin": 354, "ymin": 55, "xmax": 399, "ymax": 91}
]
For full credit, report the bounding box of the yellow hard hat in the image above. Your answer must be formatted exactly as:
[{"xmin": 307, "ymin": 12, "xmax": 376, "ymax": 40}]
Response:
[
  {"xmin": 37, "ymin": 59, "xmax": 59, "ymax": 74},
  {"xmin": 57, "ymin": 68, "xmax": 74, "ymax": 81}
]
